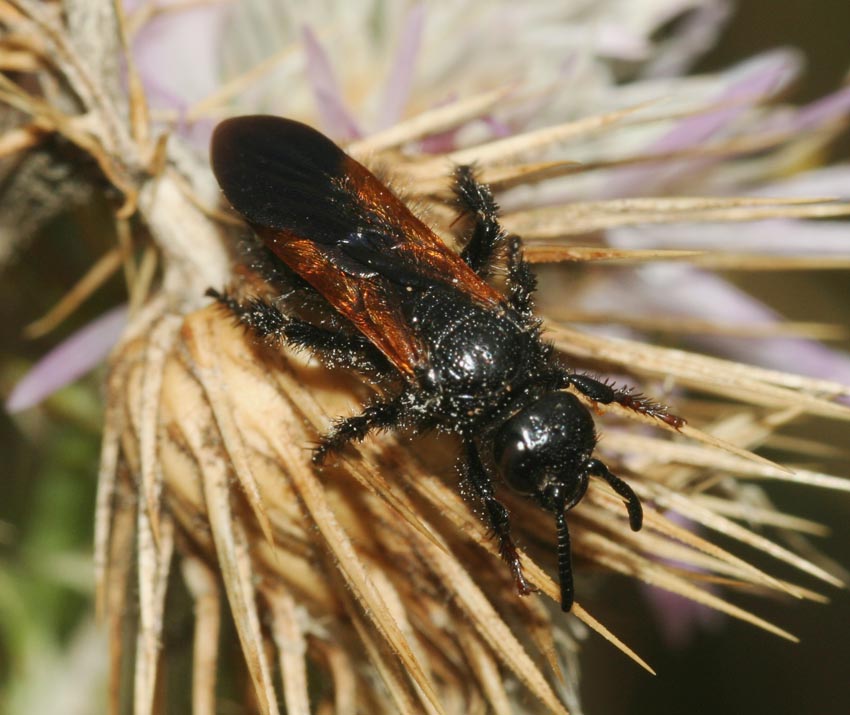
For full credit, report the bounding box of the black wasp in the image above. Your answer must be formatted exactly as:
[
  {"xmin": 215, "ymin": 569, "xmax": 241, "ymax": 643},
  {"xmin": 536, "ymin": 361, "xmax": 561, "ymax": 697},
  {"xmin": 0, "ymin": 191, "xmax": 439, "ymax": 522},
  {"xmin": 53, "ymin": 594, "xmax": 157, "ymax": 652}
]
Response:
[{"xmin": 209, "ymin": 116, "xmax": 683, "ymax": 611}]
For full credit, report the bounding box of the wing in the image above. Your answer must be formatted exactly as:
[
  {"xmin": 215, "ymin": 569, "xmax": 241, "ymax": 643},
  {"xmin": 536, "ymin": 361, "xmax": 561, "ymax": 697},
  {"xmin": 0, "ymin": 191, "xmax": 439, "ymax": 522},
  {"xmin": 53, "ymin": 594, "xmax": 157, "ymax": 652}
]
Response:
[{"xmin": 211, "ymin": 115, "xmax": 503, "ymax": 377}]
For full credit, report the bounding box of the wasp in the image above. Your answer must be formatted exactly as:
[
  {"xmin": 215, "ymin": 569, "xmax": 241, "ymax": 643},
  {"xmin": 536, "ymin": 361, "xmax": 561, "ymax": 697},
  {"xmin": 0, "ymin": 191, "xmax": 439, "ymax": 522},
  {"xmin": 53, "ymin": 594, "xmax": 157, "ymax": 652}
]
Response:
[{"xmin": 209, "ymin": 116, "xmax": 684, "ymax": 611}]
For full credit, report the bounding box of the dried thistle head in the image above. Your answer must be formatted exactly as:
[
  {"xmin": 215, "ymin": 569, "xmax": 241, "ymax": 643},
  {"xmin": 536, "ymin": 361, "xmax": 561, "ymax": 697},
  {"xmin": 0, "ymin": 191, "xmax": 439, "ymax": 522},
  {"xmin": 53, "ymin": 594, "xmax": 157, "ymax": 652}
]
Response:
[
  {"xmin": 98, "ymin": 190, "xmax": 849, "ymax": 715},
  {"xmin": 4, "ymin": 2, "xmax": 850, "ymax": 714}
]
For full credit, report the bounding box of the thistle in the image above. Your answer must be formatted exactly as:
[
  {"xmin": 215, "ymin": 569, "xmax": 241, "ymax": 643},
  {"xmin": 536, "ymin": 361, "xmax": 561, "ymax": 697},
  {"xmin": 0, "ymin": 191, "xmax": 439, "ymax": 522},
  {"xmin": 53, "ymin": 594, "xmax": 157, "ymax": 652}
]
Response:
[{"xmin": 2, "ymin": 2, "xmax": 849, "ymax": 714}]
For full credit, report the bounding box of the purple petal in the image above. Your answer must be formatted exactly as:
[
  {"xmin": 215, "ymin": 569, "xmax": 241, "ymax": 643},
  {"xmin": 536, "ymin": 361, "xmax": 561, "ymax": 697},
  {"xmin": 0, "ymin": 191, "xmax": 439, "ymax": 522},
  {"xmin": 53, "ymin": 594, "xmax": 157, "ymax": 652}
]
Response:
[
  {"xmin": 612, "ymin": 216, "xmax": 850, "ymax": 255},
  {"xmin": 639, "ymin": 512, "xmax": 725, "ymax": 649},
  {"xmin": 578, "ymin": 262, "xmax": 850, "ymax": 386},
  {"xmin": 377, "ymin": 3, "xmax": 426, "ymax": 129},
  {"xmin": 418, "ymin": 114, "xmax": 512, "ymax": 154},
  {"xmin": 132, "ymin": 1, "xmax": 227, "ymax": 108},
  {"xmin": 607, "ymin": 50, "xmax": 801, "ymax": 197},
  {"xmin": 652, "ymin": 52, "xmax": 799, "ymax": 150},
  {"xmin": 641, "ymin": 583, "xmax": 725, "ymax": 649},
  {"xmin": 752, "ymin": 164, "xmax": 850, "ymax": 200},
  {"xmin": 643, "ymin": 1, "xmax": 733, "ymax": 78},
  {"xmin": 786, "ymin": 84, "xmax": 850, "ymax": 133},
  {"xmin": 414, "ymin": 90, "xmax": 514, "ymax": 154},
  {"xmin": 419, "ymin": 128, "xmax": 461, "ymax": 154},
  {"xmin": 481, "ymin": 115, "xmax": 513, "ymax": 139},
  {"xmin": 130, "ymin": 0, "xmax": 228, "ymax": 147},
  {"xmin": 6, "ymin": 305, "xmax": 128, "ymax": 413},
  {"xmin": 415, "ymin": 93, "xmax": 460, "ymax": 153},
  {"xmin": 595, "ymin": 23, "xmax": 651, "ymax": 62},
  {"xmin": 756, "ymin": 84, "xmax": 850, "ymax": 139},
  {"xmin": 302, "ymin": 26, "xmax": 362, "ymax": 140}
]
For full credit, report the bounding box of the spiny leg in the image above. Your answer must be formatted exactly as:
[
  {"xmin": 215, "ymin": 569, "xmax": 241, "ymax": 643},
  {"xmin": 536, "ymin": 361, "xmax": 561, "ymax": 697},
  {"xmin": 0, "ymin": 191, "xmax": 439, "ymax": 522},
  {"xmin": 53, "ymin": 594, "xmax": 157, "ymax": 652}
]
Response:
[
  {"xmin": 505, "ymin": 234, "xmax": 537, "ymax": 318},
  {"xmin": 312, "ymin": 394, "xmax": 407, "ymax": 464},
  {"xmin": 463, "ymin": 441, "xmax": 535, "ymax": 595},
  {"xmin": 453, "ymin": 165, "xmax": 506, "ymax": 278},
  {"xmin": 567, "ymin": 373, "xmax": 685, "ymax": 429},
  {"xmin": 586, "ymin": 458, "xmax": 643, "ymax": 531},
  {"xmin": 453, "ymin": 166, "xmax": 540, "ymax": 318},
  {"xmin": 207, "ymin": 288, "xmax": 390, "ymax": 376}
]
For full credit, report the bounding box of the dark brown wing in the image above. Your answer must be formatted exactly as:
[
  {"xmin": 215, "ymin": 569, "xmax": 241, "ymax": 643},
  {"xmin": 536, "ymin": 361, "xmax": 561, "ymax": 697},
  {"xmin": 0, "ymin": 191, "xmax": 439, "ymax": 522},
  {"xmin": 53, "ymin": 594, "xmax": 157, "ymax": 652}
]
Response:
[{"xmin": 211, "ymin": 115, "xmax": 503, "ymax": 378}]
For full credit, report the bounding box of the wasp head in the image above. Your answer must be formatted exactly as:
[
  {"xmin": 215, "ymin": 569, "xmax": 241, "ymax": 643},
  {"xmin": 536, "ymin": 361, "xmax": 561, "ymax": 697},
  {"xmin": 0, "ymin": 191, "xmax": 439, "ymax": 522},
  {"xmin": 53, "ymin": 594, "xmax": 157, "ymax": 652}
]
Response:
[
  {"xmin": 492, "ymin": 391, "xmax": 596, "ymax": 514},
  {"xmin": 492, "ymin": 390, "xmax": 643, "ymax": 610}
]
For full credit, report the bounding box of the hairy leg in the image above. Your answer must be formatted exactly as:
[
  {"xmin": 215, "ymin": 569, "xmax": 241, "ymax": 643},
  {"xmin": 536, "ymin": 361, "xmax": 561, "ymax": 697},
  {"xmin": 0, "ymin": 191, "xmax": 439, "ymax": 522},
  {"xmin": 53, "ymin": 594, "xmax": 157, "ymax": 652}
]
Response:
[
  {"xmin": 453, "ymin": 166, "xmax": 539, "ymax": 320},
  {"xmin": 504, "ymin": 234, "xmax": 537, "ymax": 318},
  {"xmin": 312, "ymin": 394, "xmax": 407, "ymax": 464},
  {"xmin": 453, "ymin": 165, "xmax": 506, "ymax": 278},
  {"xmin": 208, "ymin": 288, "xmax": 391, "ymax": 376},
  {"xmin": 463, "ymin": 441, "xmax": 536, "ymax": 595},
  {"xmin": 567, "ymin": 373, "xmax": 685, "ymax": 429}
]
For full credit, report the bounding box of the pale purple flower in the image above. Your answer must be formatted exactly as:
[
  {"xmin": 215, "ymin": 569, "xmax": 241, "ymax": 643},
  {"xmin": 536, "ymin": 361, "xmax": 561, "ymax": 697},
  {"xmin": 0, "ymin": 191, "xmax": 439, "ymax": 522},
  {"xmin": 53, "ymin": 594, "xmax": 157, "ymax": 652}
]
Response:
[
  {"xmin": 301, "ymin": 26, "xmax": 362, "ymax": 139},
  {"xmin": 14, "ymin": 0, "xmax": 849, "ymax": 466},
  {"xmin": 131, "ymin": 1, "xmax": 226, "ymax": 110},
  {"xmin": 377, "ymin": 3, "xmax": 427, "ymax": 130},
  {"xmin": 132, "ymin": 0, "xmax": 738, "ymax": 144},
  {"xmin": 642, "ymin": 579, "xmax": 726, "ymax": 649},
  {"xmin": 12, "ymin": 1, "xmax": 847, "ymax": 662},
  {"xmin": 6, "ymin": 305, "xmax": 128, "ymax": 413},
  {"xmin": 606, "ymin": 50, "xmax": 801, "ymax": 197},
  {"xmin": 638, "ymin": 510, "xmax": 726, "ymax": 648}
]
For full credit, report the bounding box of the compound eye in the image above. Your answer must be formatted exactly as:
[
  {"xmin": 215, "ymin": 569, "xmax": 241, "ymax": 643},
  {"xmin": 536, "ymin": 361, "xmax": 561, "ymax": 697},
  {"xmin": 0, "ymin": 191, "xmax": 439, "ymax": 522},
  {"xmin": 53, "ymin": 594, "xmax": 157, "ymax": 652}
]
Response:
[{"xmin": 494, "ymin": 426, "xmax": 544, "ymax": 496}]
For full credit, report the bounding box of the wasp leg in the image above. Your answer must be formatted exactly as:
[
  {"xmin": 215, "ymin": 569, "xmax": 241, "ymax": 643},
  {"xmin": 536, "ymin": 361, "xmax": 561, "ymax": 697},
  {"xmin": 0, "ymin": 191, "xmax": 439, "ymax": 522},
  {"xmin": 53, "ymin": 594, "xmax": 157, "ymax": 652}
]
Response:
[
  {"xmin": 207, "ymin": 288, "xmax": 391, "ymax": 376},
  {"xmin": 567, "ymin": 373, "xmax": 686, "ymax": 429},
  {"xmin": 586, "ymin": 458, "xmax": 643, "ymax": 531},
  {"xmin": 453, "ymin": 166, "xmax": 539, "ymax": 316},
  {"xmin": 504, "ymin": 234, "xmax": 537, "ymax": 318},
  {"xmin": 453, "ymin": 165, "xmax": 506, "ymax": 279},
  {"xmin": 312, "ymin": 395, "xmax": 406, "ymax": 464},
  {"xmin": 464, "ymin": 441, "xmax": 536, "ymax": 595}
]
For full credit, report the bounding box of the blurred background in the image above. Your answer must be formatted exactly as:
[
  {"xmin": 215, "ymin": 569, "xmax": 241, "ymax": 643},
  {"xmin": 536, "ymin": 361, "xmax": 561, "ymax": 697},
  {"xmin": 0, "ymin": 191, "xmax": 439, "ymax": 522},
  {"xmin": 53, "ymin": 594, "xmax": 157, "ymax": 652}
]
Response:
[
  {"xmin": 1, "ymin": 2, "xmax": 849, "ymax": 713},
  {"xmin": 584, "ymin": 2, "xmax": 850, "ymax": 714}
]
